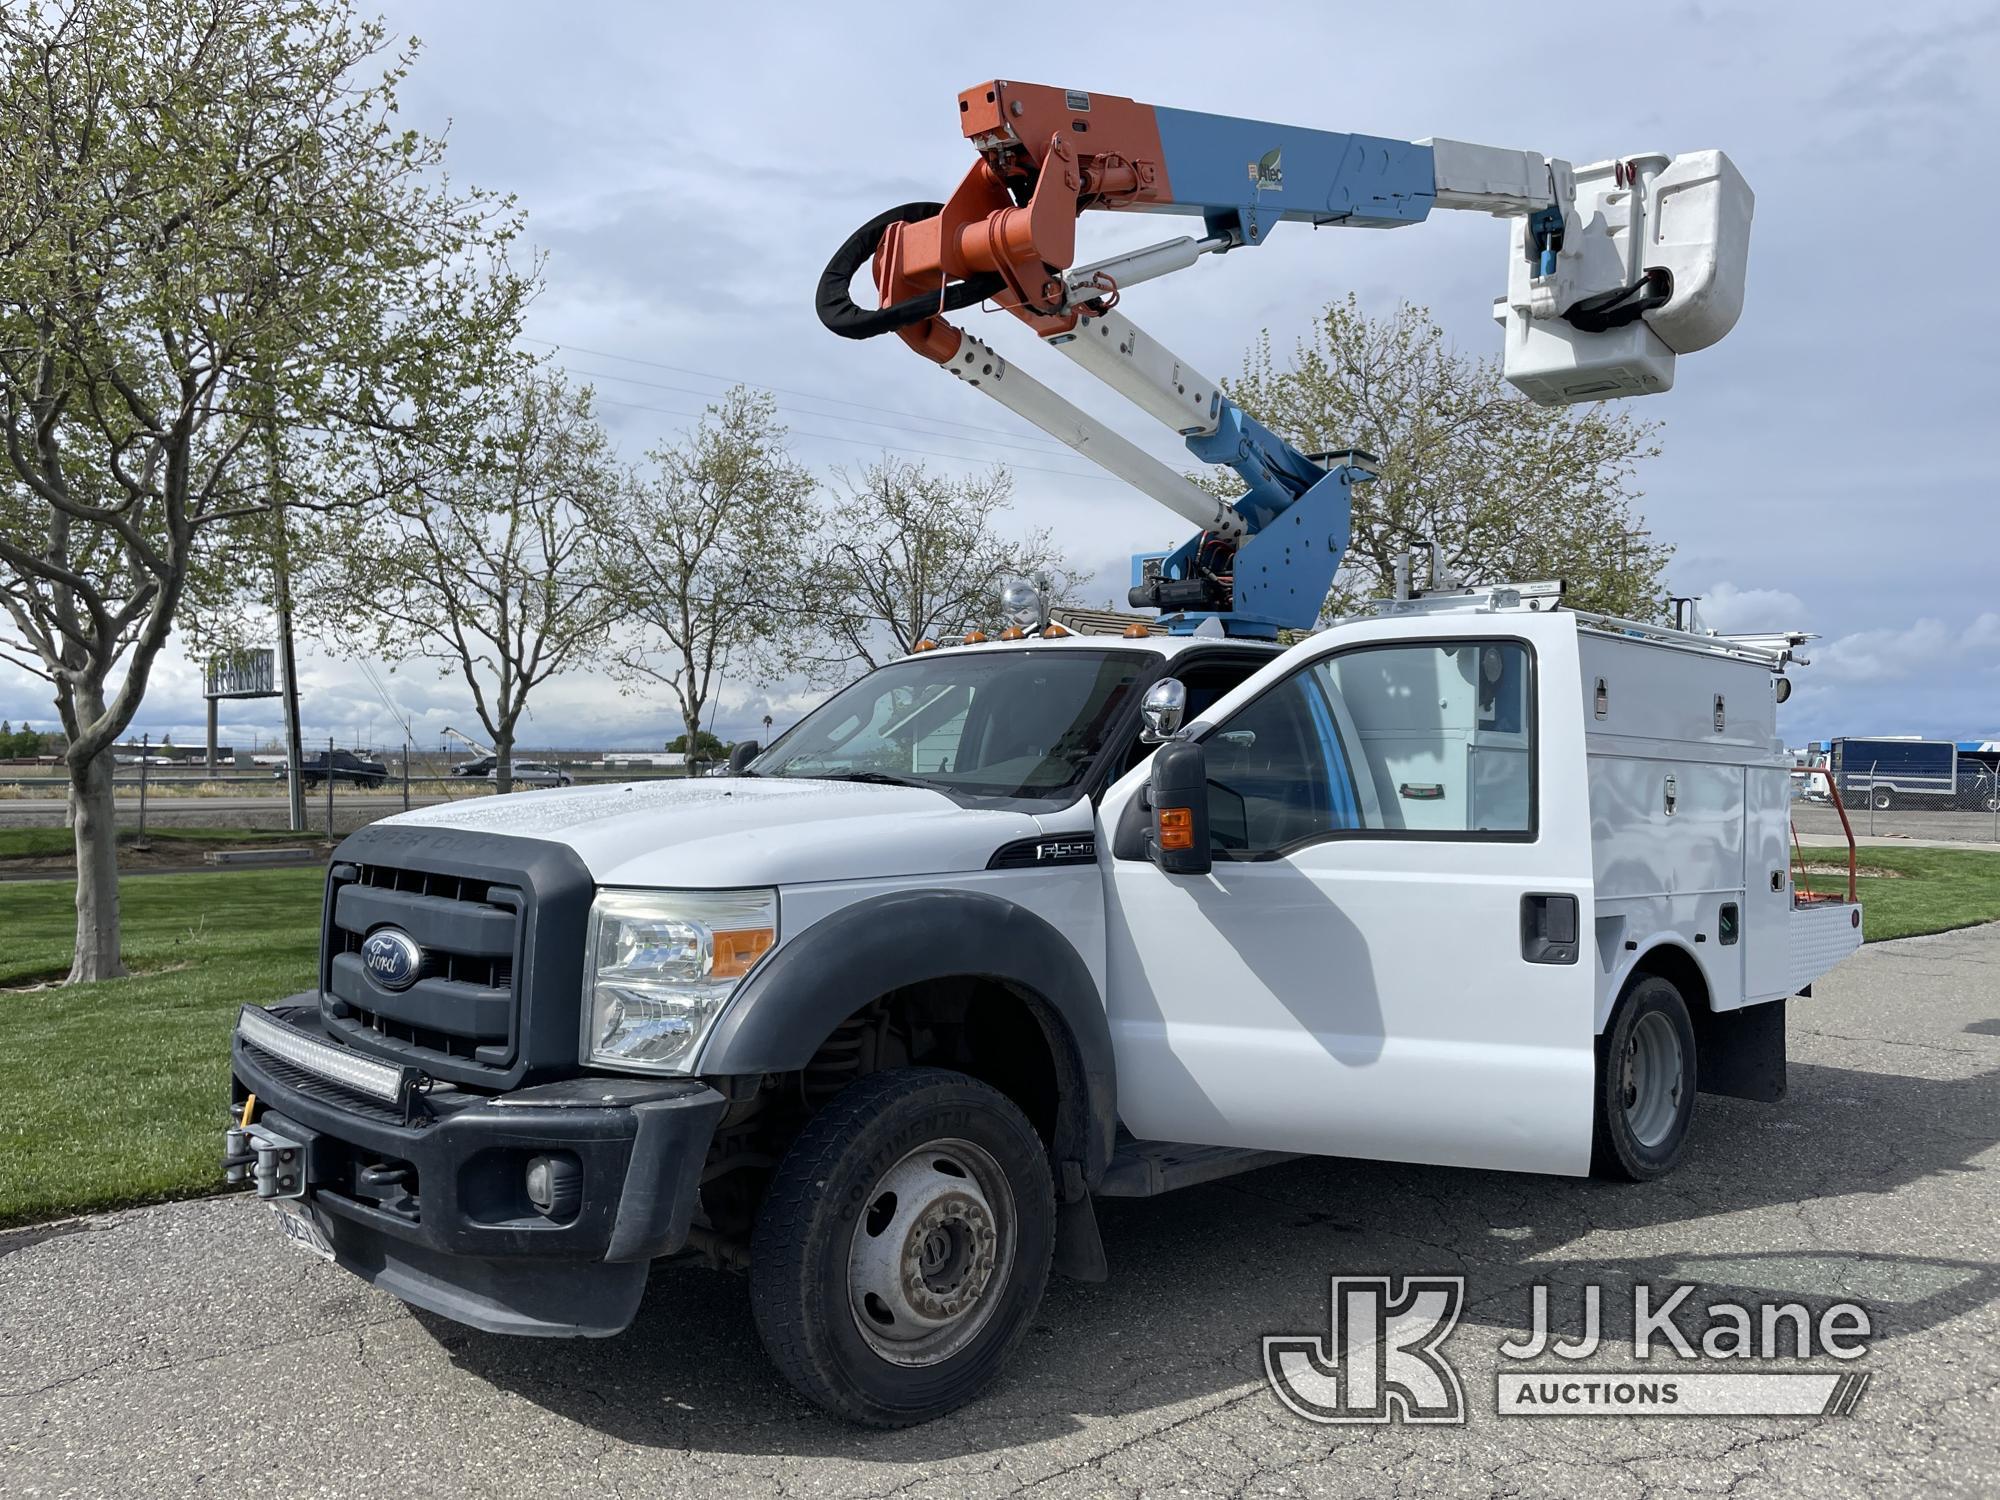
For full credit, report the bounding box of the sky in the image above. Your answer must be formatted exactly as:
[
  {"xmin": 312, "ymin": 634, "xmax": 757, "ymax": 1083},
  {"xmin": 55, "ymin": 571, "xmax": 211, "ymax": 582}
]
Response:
[{"xmin": 3, "ymin": 0, "xmax": 1997, "ymax": 753}]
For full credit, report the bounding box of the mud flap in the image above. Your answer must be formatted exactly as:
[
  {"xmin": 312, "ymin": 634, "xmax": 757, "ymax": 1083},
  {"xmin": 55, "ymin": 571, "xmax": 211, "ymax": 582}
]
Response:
[
  {"xmin": 1694, "ymin": 998, "xmax": 1787, "ymax": 1103},
  {"xmin": 1053, "ymin": 1194, "xmax": 1108, "ymax": 1283}
]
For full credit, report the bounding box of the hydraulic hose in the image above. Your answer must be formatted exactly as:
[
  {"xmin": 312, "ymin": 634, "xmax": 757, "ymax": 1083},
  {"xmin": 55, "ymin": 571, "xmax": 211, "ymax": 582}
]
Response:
[{"xmin": 816, "ymin": 201, "xmax": 1007, "ymax": 341}]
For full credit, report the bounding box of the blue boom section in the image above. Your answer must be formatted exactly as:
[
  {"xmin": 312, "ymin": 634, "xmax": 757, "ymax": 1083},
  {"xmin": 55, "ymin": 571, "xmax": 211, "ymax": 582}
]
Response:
[
  {"xmin": 1150, "ymin": 109, "xmax": 1436, "ymax": 245},
  {"xmin": 1138, "ymin": 371, "xmax": 1377, "ymax": 639},
  {"xmin": 1102, "ymin": 118, "xmax": 1426, "ymax": 635},
  {"xmin": 1144, "ymin": 438, "xmax": 1373, "ymax": 640}
]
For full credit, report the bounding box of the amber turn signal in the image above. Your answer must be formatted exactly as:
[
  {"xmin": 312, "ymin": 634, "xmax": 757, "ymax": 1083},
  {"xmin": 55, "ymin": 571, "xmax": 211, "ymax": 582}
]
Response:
[
  {"xmin": 711, "ymin": 927, "xmax": 776, "ymax": 978},
  {"xmin": 1158, "ymin": 807, "xmax": 1194, "ymax": 851}
]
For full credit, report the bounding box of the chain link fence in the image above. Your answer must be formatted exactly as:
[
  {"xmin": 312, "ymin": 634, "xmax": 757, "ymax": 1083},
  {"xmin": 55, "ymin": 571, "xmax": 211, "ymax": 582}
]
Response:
[
  {"xmin": 0, "ymin": 744, "xmax": 709, "ymax": 835},
  {"xmin": 1791, "ymin": 760, "xmax": 2000, "ymax": 844}
]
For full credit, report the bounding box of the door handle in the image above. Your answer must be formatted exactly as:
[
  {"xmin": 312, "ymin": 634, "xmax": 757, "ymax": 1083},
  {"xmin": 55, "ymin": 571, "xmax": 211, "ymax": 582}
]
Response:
[{"xmin": 1521, "ymin": 893, "xmax": 1579, "ymax": 965}]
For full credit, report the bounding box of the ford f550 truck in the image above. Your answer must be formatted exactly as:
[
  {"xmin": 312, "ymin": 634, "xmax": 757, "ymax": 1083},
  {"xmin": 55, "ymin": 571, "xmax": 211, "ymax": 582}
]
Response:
[
  {"xmin": 225, "ymin": 79, "xmax": 1839, "ymax": 1425},
  {"xmin": 225, "ymin": 582, "xmax": 1862, "ymax": 1424}
]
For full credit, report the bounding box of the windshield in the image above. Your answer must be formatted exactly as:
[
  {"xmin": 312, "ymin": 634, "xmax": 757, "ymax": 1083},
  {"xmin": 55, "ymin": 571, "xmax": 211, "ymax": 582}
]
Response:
[{"xmin": 755, "ymin": 648, "xmax": 1147, "ymax": 804}]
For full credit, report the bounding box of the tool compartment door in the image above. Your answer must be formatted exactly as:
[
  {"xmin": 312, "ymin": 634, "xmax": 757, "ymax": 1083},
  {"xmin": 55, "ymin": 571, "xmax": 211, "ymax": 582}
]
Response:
[{"xmin": 1101, "ymin": 614, "xmax": 1597, "ymax": 1176}]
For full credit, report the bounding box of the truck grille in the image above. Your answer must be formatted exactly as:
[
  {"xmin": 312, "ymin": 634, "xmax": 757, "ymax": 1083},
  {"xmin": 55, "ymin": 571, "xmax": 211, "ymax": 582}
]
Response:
[{"xmin": 323, "ymin": 860, "xmax": 525, "ymax": 1083}]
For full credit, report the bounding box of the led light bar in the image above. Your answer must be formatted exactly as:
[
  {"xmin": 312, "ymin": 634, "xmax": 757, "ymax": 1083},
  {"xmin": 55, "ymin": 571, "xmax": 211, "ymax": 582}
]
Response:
[{"xmin": 237, "ymin": 1005, "xmax": 405, "ymax": 1102}]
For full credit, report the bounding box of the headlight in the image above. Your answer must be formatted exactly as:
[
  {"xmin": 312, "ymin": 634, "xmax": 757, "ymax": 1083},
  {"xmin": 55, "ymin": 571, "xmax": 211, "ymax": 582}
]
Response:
[{"xmin": 583, "ymin": 888, "xmax": 777, "ymax": 1072}]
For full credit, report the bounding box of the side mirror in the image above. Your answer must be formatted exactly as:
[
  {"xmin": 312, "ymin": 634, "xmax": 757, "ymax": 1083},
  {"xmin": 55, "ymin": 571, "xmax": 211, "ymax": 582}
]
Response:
[
  {"xmin": 727, "ymin": 741, "xmax": 761, "ymax": 774},
  {"xmin": 1140, "ymin": 678, "xmax": 1187, "ymax": 743},
  {"xmin": 1147, "ymin": 739, "xmax": 1211, "ymax": 875}
]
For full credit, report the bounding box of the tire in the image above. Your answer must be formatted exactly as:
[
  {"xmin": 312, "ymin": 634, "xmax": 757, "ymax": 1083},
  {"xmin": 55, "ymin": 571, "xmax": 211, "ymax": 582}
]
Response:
[
  {"xmin": 750, "ymin": 1066, "xmax": 1056, "ymax": 1427},
  {"xmin": 1592, "ymin": 975, "xmax": 1698, "ymax": 1181},
  {"xmin": 1872, "ymin": 787, "xmax": 1894, "ymax": 810}
]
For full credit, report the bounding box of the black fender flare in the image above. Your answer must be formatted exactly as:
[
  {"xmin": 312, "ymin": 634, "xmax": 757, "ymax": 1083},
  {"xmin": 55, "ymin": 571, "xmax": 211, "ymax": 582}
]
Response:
[{"xmin": 697, "ymin": 889, "xmax": 1117, "ymax": 1193}]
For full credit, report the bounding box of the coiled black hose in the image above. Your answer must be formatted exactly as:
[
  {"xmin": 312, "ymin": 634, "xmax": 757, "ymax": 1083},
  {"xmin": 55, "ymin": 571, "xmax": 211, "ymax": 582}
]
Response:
[{"xmin": 815, "ymin": 201, "xmax": 1007, "ymax": 340}]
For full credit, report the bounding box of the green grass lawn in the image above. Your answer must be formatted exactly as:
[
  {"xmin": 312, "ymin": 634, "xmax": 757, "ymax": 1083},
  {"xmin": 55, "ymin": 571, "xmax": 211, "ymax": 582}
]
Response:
[
  {"xmin": 2, "ymin": 846, "xmax": 1998, "ymax": 1229},
  {"xmin": 0, "ymin": 825, "xmax": 318, "ymax": 861},
  {"xmin": 1795, "ymin": 845, "xmax": 2000, "ymax": 941},
  {"xmin": 0, "ymin": 868, "xmax": 321, "ymax": 1226}
]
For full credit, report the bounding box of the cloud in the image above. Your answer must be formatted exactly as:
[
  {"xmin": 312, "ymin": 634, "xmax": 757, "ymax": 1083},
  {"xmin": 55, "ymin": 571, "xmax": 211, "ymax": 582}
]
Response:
[
  {"xmin": 1693, "ymin": 582, "xmax": 1809, "ymax": 634},
  {"xmin": 1815, "ymin": 614, "xmax": 2000, "ymax": 685}
]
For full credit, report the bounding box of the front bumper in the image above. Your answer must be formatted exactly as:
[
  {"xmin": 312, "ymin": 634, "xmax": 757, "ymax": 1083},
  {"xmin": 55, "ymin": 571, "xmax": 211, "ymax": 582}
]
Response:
[{"xmin": 230, "ymin": 998, "xmax": 726, "ymax": 1336}]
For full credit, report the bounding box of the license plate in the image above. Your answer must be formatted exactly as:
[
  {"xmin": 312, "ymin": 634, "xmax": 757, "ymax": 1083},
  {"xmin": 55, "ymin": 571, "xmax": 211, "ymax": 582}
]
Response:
[{"xmin": 271, "ymin": 1199, "xmax": 335, "ymax": 1262}]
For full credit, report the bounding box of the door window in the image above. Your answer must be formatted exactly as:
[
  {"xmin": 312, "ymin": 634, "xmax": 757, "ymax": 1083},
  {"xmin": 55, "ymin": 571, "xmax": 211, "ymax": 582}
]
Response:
[{"xmin": 1203, "ymin": 639, "xmax": 1535, "ymax": 855}]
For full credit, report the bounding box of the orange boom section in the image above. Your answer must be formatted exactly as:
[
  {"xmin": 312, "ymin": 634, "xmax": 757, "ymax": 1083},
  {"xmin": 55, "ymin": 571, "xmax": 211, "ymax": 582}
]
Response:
[{"xmin": 864, "ymin": 82, "xmax": 1169, "ymax": 361}]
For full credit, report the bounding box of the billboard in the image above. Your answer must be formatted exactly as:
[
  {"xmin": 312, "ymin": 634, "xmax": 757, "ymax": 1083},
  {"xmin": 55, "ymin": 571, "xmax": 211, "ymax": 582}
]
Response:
[{"xmin": 204, "ymin": 649, "xmax": 279, "ymax": 700}]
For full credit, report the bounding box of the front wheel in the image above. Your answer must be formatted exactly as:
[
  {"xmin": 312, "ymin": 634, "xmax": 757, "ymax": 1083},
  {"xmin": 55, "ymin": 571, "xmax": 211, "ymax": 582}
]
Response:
[
  {"xmin": 1872, "ymin": 787, "xmax": 1895, "ymax": 810},
  {"xmin": 1592, "ymin": 975, "xmax": 1698, "ymax": 1181},
  {"xmin": 750, "ymin": 1067, "xmax": 1055, "ymax": 1427}
]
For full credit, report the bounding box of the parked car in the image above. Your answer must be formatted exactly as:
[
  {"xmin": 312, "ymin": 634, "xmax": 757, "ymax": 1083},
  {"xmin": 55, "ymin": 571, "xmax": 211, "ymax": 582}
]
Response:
[
  {"xmin": 273, "ymin": 750, "xmax": 388, "ymax": 789},
  {"xmin": 452, "ymin": 756, "xmax": 497, "ymax": 778},
  {"xmin": 490, "ymin": 760, "xmax": 572, "ymax": 787}
]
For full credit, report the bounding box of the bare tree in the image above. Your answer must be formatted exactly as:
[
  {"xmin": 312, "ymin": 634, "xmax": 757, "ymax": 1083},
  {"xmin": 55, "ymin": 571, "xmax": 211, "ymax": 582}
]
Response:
[
  {"xmin": 792, "ymin": 458, "xmax": 1077, "ymax": 683},
  {"xmin": 306, "ymin": 371, "xmax": 616, "ymax": 792},
  {"xmin": 0, "ymin": 0, "xmax": 528, "ymax": 980},
  {"xmin": 591, "ymin": 388, "xmax": 816, "ymax": 760},
  {"xmin": 1226, "ymin": 295, "xmax": 1670, "ymax": 619}
]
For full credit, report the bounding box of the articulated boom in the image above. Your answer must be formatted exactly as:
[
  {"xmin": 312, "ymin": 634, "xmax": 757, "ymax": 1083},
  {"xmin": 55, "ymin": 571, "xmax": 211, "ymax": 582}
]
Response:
[{"xmin": 819, "ymin": 80, "xmax": 1753, "ymax": 637}]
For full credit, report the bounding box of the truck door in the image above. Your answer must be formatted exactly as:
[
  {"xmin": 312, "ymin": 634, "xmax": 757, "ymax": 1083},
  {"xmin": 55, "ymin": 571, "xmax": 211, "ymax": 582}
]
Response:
[{"xmin": 1099, "ymin": 620, "xmax": 1598, "ymax": 1176}]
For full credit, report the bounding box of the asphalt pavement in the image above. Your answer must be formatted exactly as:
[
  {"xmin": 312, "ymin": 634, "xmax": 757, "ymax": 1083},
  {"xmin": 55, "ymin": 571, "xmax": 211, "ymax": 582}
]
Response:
[{"xmin": 3, "ymin": 925, "xmax": 1997, "ymax": 1499}]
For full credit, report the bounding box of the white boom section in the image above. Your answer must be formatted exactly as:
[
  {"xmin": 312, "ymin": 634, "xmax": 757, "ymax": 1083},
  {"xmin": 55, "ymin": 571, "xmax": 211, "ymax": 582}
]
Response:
[
  {"xmin": 940, "ymin": 330, "xmax": 1247, "ymax": 540},
  {"xmin": 1044, "ymin": 308, "xmax": 1222, "ymax": 439}
]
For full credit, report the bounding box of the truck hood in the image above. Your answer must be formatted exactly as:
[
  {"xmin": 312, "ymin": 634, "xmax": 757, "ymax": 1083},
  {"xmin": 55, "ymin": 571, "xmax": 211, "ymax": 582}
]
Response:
[{"xmin": 379, "ymin": 777, "xmax": 1049, "ymax": 887}]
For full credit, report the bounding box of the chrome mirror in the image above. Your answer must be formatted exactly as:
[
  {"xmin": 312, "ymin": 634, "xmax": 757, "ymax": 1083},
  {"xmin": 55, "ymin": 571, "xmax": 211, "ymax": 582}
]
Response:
[{"xmin": 1140, "ymin": 678, "xmax": 1187, "ymax": 743}]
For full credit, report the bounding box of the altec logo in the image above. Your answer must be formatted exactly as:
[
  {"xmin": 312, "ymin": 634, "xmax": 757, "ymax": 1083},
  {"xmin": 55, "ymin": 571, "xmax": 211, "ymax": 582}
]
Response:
[{"xmin": 1263, "ymin": 1277, "xmax": 1467, "ymax": 1424}]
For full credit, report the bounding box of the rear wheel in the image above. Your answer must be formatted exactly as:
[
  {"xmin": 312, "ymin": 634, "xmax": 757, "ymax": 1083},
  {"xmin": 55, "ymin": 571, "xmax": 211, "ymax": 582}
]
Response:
[
  {"xmin": 1592, "ymin": 975, "xmax": 1698, "ymax": 1180},
  {"xmin": 750, "ymin": 1067, "xmax": 1055, "ymax": 1427}
]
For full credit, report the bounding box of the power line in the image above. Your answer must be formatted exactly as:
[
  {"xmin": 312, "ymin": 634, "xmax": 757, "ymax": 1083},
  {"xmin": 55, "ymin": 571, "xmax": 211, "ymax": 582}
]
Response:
[
  {"xmin": 565, "ymin": 364, "xmax": 1076, "ymax": 462},
  {"xmin": 588, "ymin": 392, "xmax": 1130, "ymax": 485},
  {"xmin": 521, "ymin": 335, "xmax": 1073, "ymax": 451}
]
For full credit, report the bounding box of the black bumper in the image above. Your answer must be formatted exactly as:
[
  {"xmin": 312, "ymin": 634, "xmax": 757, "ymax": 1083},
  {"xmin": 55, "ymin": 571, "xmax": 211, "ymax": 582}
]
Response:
[{"xmin": 231, "ymin": 998, "xmax": 726, "ymax": 1337}]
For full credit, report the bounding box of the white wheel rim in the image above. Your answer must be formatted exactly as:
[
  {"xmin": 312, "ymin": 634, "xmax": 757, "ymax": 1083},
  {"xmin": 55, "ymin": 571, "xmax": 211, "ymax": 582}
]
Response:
[
  {"xmin": 1621, "ymin": 1011, "xmax": 1685, "ymax": 1150},
  {"xmin": 847, "ymin": 1138, "xmax": 1015, "ymax": 1367}
]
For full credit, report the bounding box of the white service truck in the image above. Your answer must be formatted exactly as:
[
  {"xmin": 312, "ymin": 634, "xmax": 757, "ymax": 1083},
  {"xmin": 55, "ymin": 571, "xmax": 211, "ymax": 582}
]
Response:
[
  {"xmin": 225, "ymin": 579, "xmax": 1861, "ymax": 1424},
  {"xmin": 224, "ymin": 79, "xmax": 1861, "ymax": 1426}
]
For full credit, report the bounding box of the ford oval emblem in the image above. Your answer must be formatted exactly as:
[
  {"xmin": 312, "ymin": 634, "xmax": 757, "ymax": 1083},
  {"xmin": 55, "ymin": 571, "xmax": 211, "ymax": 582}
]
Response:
[{"xmin": 361, "ymin": 928, "xmax": 423, "ymax": 991}]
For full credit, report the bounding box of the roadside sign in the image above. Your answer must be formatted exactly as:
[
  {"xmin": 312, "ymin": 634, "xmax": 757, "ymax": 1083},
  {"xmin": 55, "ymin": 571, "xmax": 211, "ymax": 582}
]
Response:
[{"xmin": 205, "ymin": 649, "xmax": 279, "ymax": 699}]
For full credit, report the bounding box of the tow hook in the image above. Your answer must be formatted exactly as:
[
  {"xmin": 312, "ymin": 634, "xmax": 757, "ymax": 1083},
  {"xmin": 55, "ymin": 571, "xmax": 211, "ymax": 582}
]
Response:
[{"xmin": 222, "ymin": 1105, "xmax": 307, "ymax": 1201}]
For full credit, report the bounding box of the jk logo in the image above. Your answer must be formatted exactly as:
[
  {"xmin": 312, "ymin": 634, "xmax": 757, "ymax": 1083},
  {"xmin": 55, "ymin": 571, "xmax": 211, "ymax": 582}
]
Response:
[{"xmin": 1263, "ymin": 1276, "xmax": 1467, "ymax": 1424}]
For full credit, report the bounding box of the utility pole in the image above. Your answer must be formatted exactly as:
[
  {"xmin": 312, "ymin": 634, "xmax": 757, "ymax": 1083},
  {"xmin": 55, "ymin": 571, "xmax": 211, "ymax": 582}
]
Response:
[{"xmin": 266, "ymin": 444, "xmax": 308, "ymax": 834}]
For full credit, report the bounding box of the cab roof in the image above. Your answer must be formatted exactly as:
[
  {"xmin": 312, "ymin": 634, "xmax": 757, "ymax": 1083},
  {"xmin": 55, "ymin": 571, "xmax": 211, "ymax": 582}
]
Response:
[{"xmin": 898, "ymin": 629, "xmax": 1285, "ymax": 663}]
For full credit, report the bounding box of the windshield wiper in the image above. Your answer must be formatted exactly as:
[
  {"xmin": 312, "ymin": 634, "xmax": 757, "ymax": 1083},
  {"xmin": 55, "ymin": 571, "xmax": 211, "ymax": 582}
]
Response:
[{"xmin": 813, "ymin": 770, "xmax": 927, "ymax": 789}]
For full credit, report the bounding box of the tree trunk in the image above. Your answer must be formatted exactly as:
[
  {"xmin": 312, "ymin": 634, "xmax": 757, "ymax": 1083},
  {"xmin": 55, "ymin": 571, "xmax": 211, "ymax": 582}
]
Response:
[
  {"xmin": 67, "ymin": 747, "xmax": 126, "ymax": 983},
  {"xmin": 493, "ymin": 732, "xmax": 513, "ymax": 795},
  {"xmin": 683, "ymin": 707, "xmax": 702, "ymax": 776}
]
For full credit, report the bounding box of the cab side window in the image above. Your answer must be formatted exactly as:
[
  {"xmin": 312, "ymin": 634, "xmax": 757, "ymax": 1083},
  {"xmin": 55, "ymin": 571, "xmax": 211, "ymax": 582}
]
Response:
[
  {"xmin": 1204, "ymin": 673, "xmax": 1362, "ymax": 854},
  {"xmin": 1202, "ymin": 639, "xmax": 1535, "ymax": 855}
]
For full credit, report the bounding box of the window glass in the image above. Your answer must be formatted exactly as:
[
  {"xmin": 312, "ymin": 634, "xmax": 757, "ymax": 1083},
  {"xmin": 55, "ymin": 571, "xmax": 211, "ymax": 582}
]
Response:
[
  {"xmin": 1314, "ymin": 641, "xmax": 1533, "ymax": 836},
  {"xmin": 1202, "ymin": 673, "xmax": 1360, "ymax": 853},
  {"xmin": 756, "ymin": 648, "xmax": 1144, "ymax": 803},
  {"xmin": 1202, "ymin": 640, "xmax": 1534, "ymax": 853}
]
